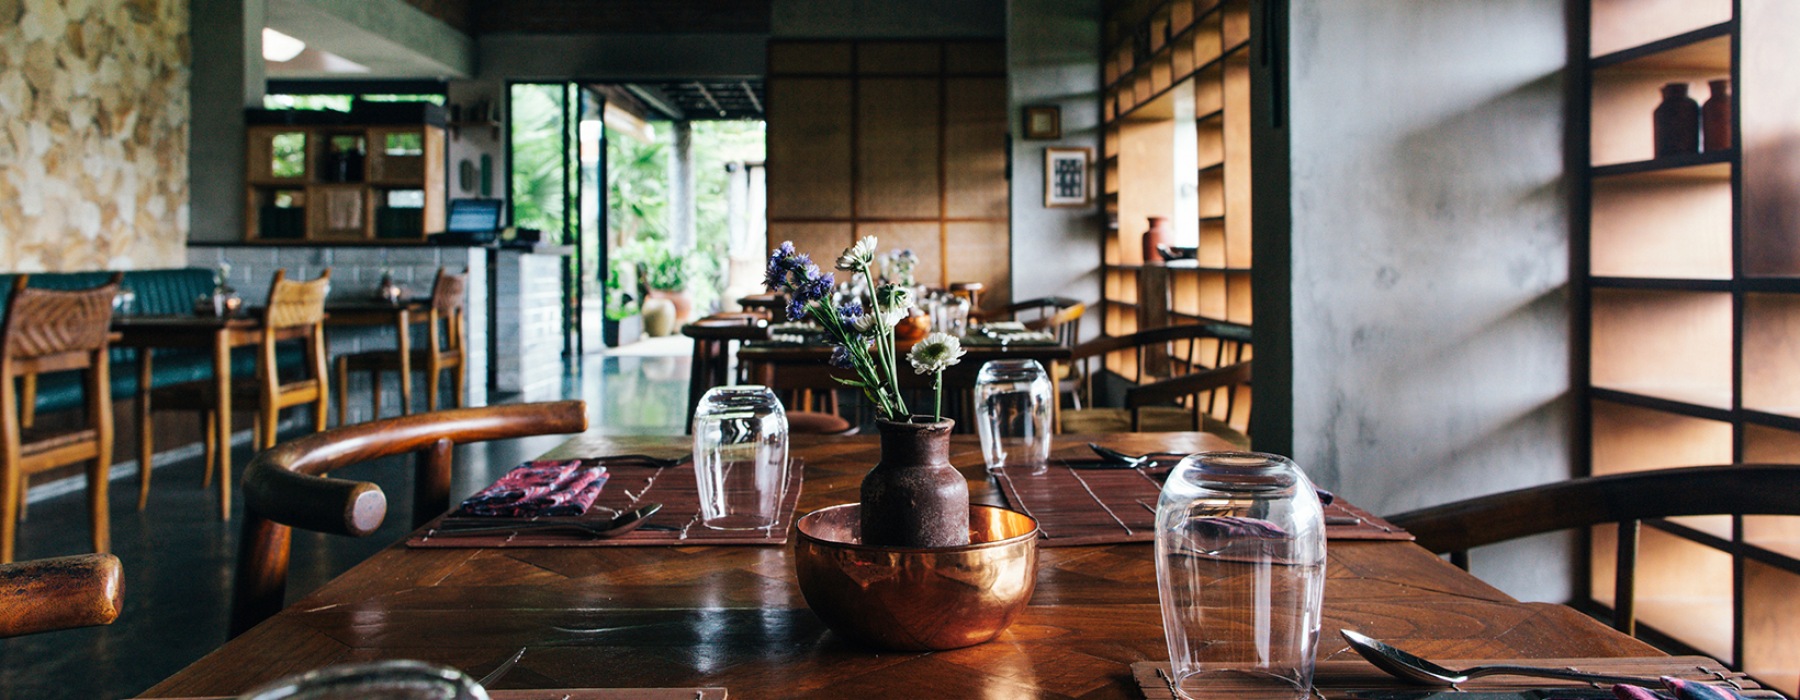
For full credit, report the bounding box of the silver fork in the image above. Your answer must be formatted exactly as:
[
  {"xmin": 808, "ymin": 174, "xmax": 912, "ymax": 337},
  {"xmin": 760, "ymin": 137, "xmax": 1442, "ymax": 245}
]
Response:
[{"xmin": 476, "ymin": 647, "xmax": 525, "ymax": 687}]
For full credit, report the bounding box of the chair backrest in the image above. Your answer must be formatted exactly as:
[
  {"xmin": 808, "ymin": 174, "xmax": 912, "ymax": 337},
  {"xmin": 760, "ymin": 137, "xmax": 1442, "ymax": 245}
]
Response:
[
  {"xmin": 0, "ymin": 553, "xmax": 123, "ymax": 638},
  {"xmin": 429, "ymin": 268, "xmax": 467, "ymax": 354},
  {"xmin": 1, "ymin": 275, "xmax": 120, "ymax": 374},
  {"xmin": 1388, "ymin": 464, "xmax": 1800, "ymax": 636},
  {"xmin": 232, "ymin": 401, "xmax": 588, "ymax": 636},
  {"xmin": 262, "ymin": 269, "xmax": 331, "ymax": 330}
]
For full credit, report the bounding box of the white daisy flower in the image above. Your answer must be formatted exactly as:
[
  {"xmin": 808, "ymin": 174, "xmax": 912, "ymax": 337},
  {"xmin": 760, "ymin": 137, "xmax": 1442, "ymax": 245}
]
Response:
[
  {"xmin": 908, "ymin": 332, "xmax": 966, "ymax": 375},
  {"xmin": 836, "ymin": 235, "xmax": 879, "ymax": 271}
]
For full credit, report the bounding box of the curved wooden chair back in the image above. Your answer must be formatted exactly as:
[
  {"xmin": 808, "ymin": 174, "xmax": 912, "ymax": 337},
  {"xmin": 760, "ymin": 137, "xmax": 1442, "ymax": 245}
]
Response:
[
  {"xmin": 1388, "ymin": 464, "xmax": 1800, "ymax": 635},
  {"xmin": 429, "ymin": 268, "xmax": 467, "ymax": 356},
  {"xmin": 1, "ymin": 274, "xmax": 121, "ymax": 563},
  {"xmin": 232, "ymin": 400, "xmax": 588, "ymax": 636},
  {"xmin": 0, "ymin": 552, "xmax": 123, "ymax": 637}
]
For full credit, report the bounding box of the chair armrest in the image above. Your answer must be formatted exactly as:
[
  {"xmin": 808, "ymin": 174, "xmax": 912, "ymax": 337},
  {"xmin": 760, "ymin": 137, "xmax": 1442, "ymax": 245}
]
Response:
[
  {"xmin": 1124, "ymin": 361, "xmax": 1252, "ymax": 409},
  {"xmin": 0, "ymin": 553, "xmax": 123, "ymax": 638}
]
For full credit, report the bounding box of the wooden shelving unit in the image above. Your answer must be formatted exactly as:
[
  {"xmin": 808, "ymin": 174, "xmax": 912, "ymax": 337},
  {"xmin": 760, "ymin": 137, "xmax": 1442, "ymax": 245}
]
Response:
[
  {"xmin": 243, "ymin": 122, "xmax": 445, "ymax": 243},
  {"xmin": 1098, "ymin": 0, "xmax": 1254, "ymax": 432},
  {"xmin": 1576, "ymin": 2, "xmax": 1800, "ymax": 694}
]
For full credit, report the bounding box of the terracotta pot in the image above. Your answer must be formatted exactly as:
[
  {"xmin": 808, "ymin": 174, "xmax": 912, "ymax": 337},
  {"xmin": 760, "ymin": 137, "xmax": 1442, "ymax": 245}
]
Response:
[
  {"xmin": 860, "ymin": 418, "xmax": 971, "ymax": 548},
  {"xmin": 894, "ymin": 311, "xmax": 930, "ymax": 343},
  {"xmin": 1140, "ymin": 216, "xmax": 1171, "ymax": 265},
  {"xmin": 646, "ymin": 288, "xmax": 693, "ymax": 323}
]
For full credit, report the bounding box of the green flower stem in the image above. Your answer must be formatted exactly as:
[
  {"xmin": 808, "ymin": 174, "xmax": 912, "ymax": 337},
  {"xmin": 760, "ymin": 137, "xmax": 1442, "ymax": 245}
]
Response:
[{"xmin": 933, "ymin": 371, "xmax": 943, "ymax": 422}]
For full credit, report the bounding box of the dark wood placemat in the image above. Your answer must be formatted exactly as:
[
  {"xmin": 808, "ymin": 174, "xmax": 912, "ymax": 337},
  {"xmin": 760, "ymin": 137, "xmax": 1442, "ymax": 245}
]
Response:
[
  {"xmin": 407, "ymin": 460, "xmax": 803, "ymax": 548},
  {"xmin": 160, "ymin": 689, "xmax": 728, "ymax": 700},
  {"xmin": 1132, "ymin": 656, "xmax": 1776, "ymax": 698},
  {"xmin": 992, "ymin": 460, "xmax": 1411, "ymax": 547}
]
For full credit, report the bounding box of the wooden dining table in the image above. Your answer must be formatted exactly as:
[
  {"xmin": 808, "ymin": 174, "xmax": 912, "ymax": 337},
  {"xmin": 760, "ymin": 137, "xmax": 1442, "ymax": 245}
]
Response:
[{"xmin": 140, "ymin": 432, "xmax": 1672, "ymax": 699}]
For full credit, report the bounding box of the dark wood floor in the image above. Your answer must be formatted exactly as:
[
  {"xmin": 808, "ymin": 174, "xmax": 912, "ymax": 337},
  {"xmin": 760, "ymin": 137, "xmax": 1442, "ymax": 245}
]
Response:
[{"xmin": 0, "ymin": 353, "xmax": 690, "ymax": 699}]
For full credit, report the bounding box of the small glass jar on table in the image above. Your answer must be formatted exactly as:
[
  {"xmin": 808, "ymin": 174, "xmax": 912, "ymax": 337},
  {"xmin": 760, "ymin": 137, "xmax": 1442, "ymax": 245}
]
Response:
[{"xmin": 692, "ymin": 385, "xmax": 791, "ymax": 530}]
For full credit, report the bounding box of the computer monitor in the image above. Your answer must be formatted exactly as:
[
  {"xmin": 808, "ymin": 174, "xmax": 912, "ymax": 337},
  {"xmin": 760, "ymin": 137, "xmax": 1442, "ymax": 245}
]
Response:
[{"xmin": 444, "ymin": 199, "xmax": 503, "ymax": 233}]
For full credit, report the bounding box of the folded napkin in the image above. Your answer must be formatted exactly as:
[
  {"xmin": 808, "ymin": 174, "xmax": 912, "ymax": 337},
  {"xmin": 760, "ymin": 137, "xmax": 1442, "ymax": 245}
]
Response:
[
  {"xmin": 457, "ymin": 460, "xmax": 609, "ymax": 518},
  {"xmin": 1614, "ymin": 677, "xmax": 1748, "ymax": 700}
]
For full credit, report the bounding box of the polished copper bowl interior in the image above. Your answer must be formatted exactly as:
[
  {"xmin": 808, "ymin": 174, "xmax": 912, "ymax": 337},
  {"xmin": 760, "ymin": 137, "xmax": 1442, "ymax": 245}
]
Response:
[{"xmin": 794, "ymin": 503, "xmax": 1040, "ymax": 651}]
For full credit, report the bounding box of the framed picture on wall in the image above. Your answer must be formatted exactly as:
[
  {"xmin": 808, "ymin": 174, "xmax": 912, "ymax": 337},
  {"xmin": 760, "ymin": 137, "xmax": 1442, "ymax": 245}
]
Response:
[
  {"xmin": 1023, "ymin": 105, "xmax": 1061, "ymax": 140},
  {"xmin": 1044, "ymin": 147, "xmax": 1092, "ymax": 207}
]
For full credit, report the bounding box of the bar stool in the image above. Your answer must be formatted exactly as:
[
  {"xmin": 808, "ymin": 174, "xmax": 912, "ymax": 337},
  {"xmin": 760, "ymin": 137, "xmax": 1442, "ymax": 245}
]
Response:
[
  {"xmin": 335, "ymin": 268, "xmax": 468, "ymax": 419},
  {"xmin": 0, "ymin": 274, "xmax": 121, "ymax": 563}
]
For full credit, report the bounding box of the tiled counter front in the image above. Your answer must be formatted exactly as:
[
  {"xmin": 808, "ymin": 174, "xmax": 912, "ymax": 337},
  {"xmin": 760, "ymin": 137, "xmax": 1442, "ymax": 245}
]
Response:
[
  {"xmin": 493, "ymin": 248, "xmax": 567, "ymax": 396},
  {"xmin": 188, "ymin": 245, "xmax": 490, "ymax": 421}
]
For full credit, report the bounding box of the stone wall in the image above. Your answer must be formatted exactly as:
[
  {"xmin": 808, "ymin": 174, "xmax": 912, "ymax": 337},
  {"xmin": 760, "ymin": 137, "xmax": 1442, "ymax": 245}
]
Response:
[{"xmin": 0, "ymin": 0, "xmax": 190, "ymax": 272}]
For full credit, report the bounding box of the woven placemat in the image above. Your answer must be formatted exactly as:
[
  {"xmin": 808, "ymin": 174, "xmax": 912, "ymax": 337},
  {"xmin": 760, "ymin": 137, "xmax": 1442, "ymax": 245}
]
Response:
[
  {"xmin": 1131, "ymin": 657, "xmax": 1776, "ymax": 699},
  {"xmin": 160, "ymin": 689, "xmax": 728, "ymax": 700},
  {"xmin": 407, "ymin": 461, "xmax": 803, "ymax": 548},
  {"xmin": 993, "ymin": 460, "xmax": 1411, "ymax": 547}
]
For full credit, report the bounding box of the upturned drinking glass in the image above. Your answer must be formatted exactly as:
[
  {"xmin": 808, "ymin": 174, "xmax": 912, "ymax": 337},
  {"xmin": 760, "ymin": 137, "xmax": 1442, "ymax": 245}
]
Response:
[
  {"xmin": 235, "ymin": 660, "xmax": 488, "ymax": 700},
  {"xmin": 974, "ymin": 359, "xmax": 1054, "ymax": 472},
  {"xmin": 692, "ymin": 385, "xmax": 791, "ymax": 530},
  {"xmin": 1154, "ymin": 452, "xmax": 1326, "ymax": 699}
]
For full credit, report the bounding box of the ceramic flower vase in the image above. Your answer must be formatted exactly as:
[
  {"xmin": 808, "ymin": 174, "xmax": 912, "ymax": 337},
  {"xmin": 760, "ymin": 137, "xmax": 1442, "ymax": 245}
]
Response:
[
  {"xmin": 1140, "ymin": 216, "xmax": 1171, "ymax": 265},
  {"xmin": 859, "ymin": 417, "xmax": 971, "ymax": 547}
]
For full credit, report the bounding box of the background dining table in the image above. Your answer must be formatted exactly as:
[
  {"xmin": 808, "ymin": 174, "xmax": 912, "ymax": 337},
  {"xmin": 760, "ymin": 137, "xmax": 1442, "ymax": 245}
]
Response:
[{"xmin": 138, "ymin": 432, "xmax": 1671, "ymax": 699}]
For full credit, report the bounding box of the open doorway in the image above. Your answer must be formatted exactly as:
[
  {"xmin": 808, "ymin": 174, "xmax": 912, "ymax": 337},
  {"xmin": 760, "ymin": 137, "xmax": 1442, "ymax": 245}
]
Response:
[{"xmin": 507, "ymin": 80, "xmax": 765, "ymax": 355}]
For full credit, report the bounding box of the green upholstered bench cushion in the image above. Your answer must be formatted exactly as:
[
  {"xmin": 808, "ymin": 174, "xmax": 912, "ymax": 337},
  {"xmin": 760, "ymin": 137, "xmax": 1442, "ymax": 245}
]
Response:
[{"xmin": 0, "ymin": 268, "xmax": 252, "ymax": 414}]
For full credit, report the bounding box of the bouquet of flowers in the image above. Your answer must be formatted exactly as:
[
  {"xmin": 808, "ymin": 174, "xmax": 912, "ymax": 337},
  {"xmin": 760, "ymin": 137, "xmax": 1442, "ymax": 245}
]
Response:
[{"xmin": 766, "ymin": 237, "xmax": 965, "ymax": 422}]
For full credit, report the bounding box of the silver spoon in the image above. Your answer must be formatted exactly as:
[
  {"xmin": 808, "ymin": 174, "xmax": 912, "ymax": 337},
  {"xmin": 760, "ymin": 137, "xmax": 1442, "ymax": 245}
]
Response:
[
  {"xmin": 1339, "ymin": 630, "xmax": 1662, "ymax": 687},
  {"xmin": 430, "ymin": 503, "xmax": 664, "ymax": 538}
]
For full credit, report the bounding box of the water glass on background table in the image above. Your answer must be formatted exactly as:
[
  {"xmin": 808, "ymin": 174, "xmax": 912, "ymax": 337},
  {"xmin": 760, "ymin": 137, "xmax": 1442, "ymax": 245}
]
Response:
[
  {"xmin": 1155, "ymin": 452, "xmax": 1326, "ymax": 699},
  {"xmin": 236, "ymin": 660, "xmax": 488, "ymax": 700},
  {"xmin": 975, "ymin": 359, "xmax": 1054, "ymax": 472},
  {"xmin": 692, "ymin": 385, "xmax": 791, "ymax": 530}
]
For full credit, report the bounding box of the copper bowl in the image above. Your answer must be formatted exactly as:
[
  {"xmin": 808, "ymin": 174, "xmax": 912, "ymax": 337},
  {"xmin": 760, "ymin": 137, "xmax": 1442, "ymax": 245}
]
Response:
[{"xmin": 794, "ymin": 503, "xmax": 1040, "ymax": 651}]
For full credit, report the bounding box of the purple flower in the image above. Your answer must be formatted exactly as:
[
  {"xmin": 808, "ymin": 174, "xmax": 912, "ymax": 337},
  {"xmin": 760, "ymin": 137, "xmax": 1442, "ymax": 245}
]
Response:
[
  {"xmin": 837, "ymin": 302, "xmax": 863, "ymax": 325},
  {"xmin": 828, "ymin": 344, "xmax": 854, "ymax": 369},
  {"xmin": 787, "ymin": 297, "xmax": 810, "ymax": 320},
  {"xmin": 766, "ymin": 242, "xmax": 836, "ymax": 319}
]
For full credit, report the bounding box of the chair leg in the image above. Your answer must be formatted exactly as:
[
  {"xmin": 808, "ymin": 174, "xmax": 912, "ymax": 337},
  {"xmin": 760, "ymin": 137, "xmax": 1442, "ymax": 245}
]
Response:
[
  {"xmin": 371, "ymin": 370, "xmax": 383, "ymax": 420},
  {"xmin": 138, "ymin": 398, "xmax": 153, "ymax": 510},
  {"xmin": 13, "ymin": 475, "xmax": 24, "ymax": 522},
  {"xmin": 335, "ymin": 356, "xmax": 349, "ymax": 427},
  {"xmin": 451, "ymin": 364, "xmax": 466, "ymax": 408},
  {"xmin": 0, "ymin": 463, "xmax": 16, "ymax": 564},
  {"xmin": 426, "ymin": 367, "xmax": 441, "ymax": 413},
  {"xmin": 202, "ymin": 410, "xmax": 217, "ymax": 488},
  {"xmin": 88, "ymin": 457, "xmax": 110, "ymax": 554}
]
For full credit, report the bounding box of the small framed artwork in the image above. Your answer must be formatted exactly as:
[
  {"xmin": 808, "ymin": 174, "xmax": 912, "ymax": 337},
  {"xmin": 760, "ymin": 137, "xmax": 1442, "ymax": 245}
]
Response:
[
  {"xmin": 1044, "ymin": 147, "xmax": 1092, "ymax": 207},
  {"xmin": 1023, "ymin": 105, "xmax": 1061, "ymax": 140}
]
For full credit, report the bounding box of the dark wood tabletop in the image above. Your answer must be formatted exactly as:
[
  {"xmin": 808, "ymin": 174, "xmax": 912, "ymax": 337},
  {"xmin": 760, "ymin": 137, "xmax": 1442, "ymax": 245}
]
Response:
[{"xmin": 140, "ymin": 432, "xmax": 1657, "ymax": 699}]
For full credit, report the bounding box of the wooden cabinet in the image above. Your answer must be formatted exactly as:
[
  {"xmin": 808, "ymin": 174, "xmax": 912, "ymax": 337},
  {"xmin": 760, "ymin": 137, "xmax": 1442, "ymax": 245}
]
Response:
[
  {"xmin": 1099, "ymin": 0, "xmax": 1254, "ymax": 427},
  {"xmin": 244, "ymin": 123, "xmax": 445, "ymax": 243},
  {"xmin": 765, "ymin": 40, "xmax": 1011, "ymax": 310},
  {"xmin": 1577, "ymin": 2, "xmax": 1800, "ymax": 693}
]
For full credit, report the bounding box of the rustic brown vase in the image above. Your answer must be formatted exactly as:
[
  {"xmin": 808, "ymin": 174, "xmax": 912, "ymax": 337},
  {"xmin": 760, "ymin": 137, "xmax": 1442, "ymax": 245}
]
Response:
[
  {"xmin": 1703, "ymin": 78, "xmax": 1732, "ymax": 152},
  {"xmin": 1140, "ymin": 216, "xmax": 1171, "ymax": 265},
  {"xmin": 859, "ymin": 418, "xmax": 971, "ymax": 548}
]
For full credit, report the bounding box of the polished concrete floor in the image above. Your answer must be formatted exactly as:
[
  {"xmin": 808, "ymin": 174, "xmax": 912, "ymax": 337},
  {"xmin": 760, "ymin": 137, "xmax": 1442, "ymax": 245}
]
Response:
[{"xmin": 0, "ymin": 352, "xmax": 689, "ymax": 700}]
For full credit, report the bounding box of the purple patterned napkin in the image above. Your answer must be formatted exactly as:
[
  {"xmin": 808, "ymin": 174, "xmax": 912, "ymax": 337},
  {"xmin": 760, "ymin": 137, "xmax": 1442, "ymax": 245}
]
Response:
[{"xmin": 457, "ymin": 460, "xmax": 609, "ymax": 517}]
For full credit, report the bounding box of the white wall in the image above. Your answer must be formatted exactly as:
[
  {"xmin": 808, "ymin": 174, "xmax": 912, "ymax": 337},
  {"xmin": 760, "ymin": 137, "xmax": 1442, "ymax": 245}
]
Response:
[
  {"xmin": 1283, "ymin": 0, "xmax": 1573, "ymax": 601},
  {"xmin": 1007, "ymin": 0, "xmax": 1103, "ymax": 337}
]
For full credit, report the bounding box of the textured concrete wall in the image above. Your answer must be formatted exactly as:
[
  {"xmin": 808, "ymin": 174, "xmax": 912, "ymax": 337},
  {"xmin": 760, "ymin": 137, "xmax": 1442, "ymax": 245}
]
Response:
[
  {"xmin": 1007, "ymin": 0, "xmax": 1102, "ymax": 335},
  {"xmin": 1284, "ymin": 0, "xmax": 1572, "ymax": 601},
  {"xmin": 0, "ymin": 0, "xmax": 190, "ymax": 271}
]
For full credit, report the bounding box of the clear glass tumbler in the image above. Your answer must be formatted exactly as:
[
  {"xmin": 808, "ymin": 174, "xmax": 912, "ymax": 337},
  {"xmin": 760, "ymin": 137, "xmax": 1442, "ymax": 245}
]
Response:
[
  {"xmin": 974, "ymin": 359, "xmax": 1054, "ymax": 471},
  {"xmin": 235, "ymin": 660, "xmax": 488, "ymax": 700},
  {"xmin": 692, "ymin": 385, "xmax": 791, "ymax": 530},
  {"xmin": 1154, "ymin": 452, "xmax": 1326, "ymax": 699}
]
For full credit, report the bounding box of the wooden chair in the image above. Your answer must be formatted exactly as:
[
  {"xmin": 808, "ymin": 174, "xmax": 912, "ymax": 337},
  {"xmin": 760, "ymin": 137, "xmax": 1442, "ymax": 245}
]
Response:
[
  {"xmin": 1057, "ymin": 323, "xmax": 1251, "ymax": 447},
  {"xmin": 335, "ymin": 268, "xmax": 468, "ymax": 421},
  {"xmin": 1005, "ymin": 297, "xmax": 1087, "ymax": 348},
  {"xmin": 1, "ymin": 275, "xmax": 121, "ymax": 564},
  {"xmin": 231, "ymin": 401, "xmax": 587, "ymax": 635},
  {"xmin": 0, "ymin": 552, "xmax": 123, "ymax": 637},
  {"xmin": 1389, "ymin": 465, "xmax": 1800, "ymax": 636},
  {"xmin": 143, "ymin": 269, "xmax": 331, "ymax": 520}
]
